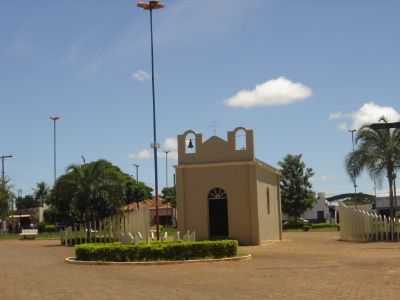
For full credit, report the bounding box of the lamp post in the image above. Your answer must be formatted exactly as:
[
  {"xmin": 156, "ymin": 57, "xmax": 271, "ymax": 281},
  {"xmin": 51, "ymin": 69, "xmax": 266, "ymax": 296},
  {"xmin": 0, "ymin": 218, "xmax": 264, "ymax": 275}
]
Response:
[
  {"xmin": 163, "ymin": 150, "xmax": 170, "ymax": 188},
  {"xmin": 369, "ymin": 121, "xmax": 400, "ymax": 240},
  {"xmin": 0, "ymin": 155, "xmax": 13, "ymax": 186},
  {"xmin": 348, "ymin": 129, "xmax": 357, "ymax": 193},
  {"xmin": 133, "ymin": 164, "xmax": 140, "ymax": 184},
  {"xmin": 49, "ymin": 116, "xmax": 60, "ymax": 185},
  {"xmin": 137, "ymin": 0, "xmax": 164, "ymax": 240}
]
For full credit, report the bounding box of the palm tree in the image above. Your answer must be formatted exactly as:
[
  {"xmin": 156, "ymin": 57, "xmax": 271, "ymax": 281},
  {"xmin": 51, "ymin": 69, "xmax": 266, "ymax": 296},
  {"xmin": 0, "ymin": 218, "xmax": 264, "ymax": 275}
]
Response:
[
  {"xmin": 65, "ymin": 160, "xmax": 126, "ymax": 223},
  {"xmin": 345, "ymin": 120, "xmax": 400, "ymax": 237},
  {"xmin": 33, "ymin": 182, "xmax": 50, "ymax": 207}
]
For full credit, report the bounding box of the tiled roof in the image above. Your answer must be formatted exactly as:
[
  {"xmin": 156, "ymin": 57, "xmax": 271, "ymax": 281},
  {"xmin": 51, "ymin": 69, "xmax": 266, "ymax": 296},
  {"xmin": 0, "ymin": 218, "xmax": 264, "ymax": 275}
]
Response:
[{"xmin": 124, "ymin": 197, "xmax": 171, "ymax": 210}]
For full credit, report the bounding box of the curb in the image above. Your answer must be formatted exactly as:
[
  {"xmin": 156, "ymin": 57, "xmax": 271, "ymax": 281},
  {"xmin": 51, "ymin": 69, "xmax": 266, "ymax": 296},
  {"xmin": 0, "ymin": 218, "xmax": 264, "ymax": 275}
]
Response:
[{"xmin": 65, "ymin": 254, "xmax": 252, "ymax": 266}]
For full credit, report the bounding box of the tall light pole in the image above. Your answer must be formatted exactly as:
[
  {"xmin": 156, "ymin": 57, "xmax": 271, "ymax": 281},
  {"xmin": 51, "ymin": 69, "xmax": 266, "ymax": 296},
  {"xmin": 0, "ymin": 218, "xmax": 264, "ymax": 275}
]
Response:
[
  {"xmin": 163, "ymin": 150, "xmax": 170, "ymax": 188},
  {"xmin": 348, "ymin": 129, "xmax": 357, "ymax": 193},
  {"xmin": 137, "ymin": 0, "xmax": 164, "ymax": 240},
  {"xmin": 0, "ymin": 155, "xmax": 13, "ymax": 186},
  {"xmin": 50, "ymin": 116, "xmax": 60, "ymax": 185},
  {"xmin": 133, "ymin": 164, "xmax": 140, "ymax": 184}
]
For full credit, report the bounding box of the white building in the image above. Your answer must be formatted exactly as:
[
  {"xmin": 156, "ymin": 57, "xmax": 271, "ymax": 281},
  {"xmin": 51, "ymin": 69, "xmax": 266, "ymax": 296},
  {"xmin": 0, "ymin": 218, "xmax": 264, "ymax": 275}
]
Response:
[
  {"xmin": 301, "ymin": 193, "xmax": 331, "ymax": 223},
  {"xmin": 283, "ymin": 192, "xmax": 333, "ymax": 223}
]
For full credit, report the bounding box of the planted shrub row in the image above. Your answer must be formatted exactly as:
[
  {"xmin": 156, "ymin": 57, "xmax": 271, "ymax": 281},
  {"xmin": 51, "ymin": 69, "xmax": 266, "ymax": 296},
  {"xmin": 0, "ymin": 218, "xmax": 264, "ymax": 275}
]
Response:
[
  {"xmin": 38, "ymin": 223, "xmax": 58, "ymax": 233},
  {"xmin": 283, "ymin": 222, "xmax": 339, "ymax": 231},
  {"xmin": 75, "ymin": 240, "xmax": 238, "ymax": 262}
]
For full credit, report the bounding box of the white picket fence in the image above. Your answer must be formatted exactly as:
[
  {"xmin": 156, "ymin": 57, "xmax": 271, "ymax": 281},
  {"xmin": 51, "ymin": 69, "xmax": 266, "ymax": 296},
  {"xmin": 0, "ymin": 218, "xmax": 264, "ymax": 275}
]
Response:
[
  {"xmin": 339, "ymin": 204, "xmax": 400, "ymax": 242},
  {"xmin": 60, "ymin": 207, "xmax": 196, "ymax": 246},
  {"xmin": 61, "ymin": 207, "xmax": 150, "ymax": 246}
]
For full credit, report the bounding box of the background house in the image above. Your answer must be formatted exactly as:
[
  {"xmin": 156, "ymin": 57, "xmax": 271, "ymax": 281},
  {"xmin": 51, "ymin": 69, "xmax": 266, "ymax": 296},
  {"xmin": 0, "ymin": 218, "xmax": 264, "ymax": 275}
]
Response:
[{"xmin": 124, "ymin": 197, "xmax": 177, "ymax": 226}]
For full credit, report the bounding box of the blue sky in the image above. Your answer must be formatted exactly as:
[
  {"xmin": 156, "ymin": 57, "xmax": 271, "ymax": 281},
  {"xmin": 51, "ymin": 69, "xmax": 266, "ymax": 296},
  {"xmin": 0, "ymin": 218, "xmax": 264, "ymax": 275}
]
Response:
[{"xmin": 1, "ymin": 0, "xmax": 400, "ymax": 197}]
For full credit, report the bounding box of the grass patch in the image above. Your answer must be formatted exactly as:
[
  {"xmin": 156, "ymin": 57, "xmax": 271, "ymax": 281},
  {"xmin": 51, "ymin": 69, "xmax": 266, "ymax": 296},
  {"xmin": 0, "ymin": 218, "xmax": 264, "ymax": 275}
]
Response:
[
  {"xmin": 75, "ymin": 240, "xmax": 238, "ymax": 262},
  {"xmin": 284, "ymin": 223, "xmax": 339, "ymax": 232},
  {"xmin": 0, "ymin": 232, "xmax": 60, "ymax": 240}
]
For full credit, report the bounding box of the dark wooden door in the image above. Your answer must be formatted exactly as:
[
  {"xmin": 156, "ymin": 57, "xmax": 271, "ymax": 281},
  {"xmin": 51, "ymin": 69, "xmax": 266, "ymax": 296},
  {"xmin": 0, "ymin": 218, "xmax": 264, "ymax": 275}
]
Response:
[{"xmin": 209, "ymin": 198, "xmax": 229, "ymax": 239}]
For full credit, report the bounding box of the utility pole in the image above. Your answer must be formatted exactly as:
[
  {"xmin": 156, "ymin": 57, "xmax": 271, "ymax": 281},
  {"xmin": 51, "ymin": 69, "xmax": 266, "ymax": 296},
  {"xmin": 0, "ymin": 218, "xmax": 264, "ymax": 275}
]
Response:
[
  {"xmin": 1, "ymin": 155, "xmax": 13, "ymax": 186},
  {"xmin": 137, "ymin": 0, "xmax": 165, "ymax": 240},
  {"xmin": 50, "ymin": 116, "xmax": 60, "ymax": 185},
  {"xmin": 348, "ymin": 129, "xmax": 357, "ymax": 193},
  {"xmin": 163, "ymin": 150, "xmax": 170, "ymax": 188},
  {"xmin": 133, "ymin": 164, "xmax": 140, "ymax": 184}
]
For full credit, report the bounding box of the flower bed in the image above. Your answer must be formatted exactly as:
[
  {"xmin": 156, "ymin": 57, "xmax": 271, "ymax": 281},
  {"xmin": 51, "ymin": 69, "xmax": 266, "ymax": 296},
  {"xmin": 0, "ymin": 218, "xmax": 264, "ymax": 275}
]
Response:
[{"xmin": 75, "ymin": 240, "xmax": 238, "ymax": 262}]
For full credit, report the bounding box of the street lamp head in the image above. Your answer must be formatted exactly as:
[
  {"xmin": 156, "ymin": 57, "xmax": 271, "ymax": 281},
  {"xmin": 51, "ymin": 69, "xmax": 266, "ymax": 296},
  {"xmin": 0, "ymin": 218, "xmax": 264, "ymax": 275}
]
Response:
[
  {"xmin": 137, "ymin": 1, "xmax": 164, "ymax": 10},
  {"xmin": 50, "ymin": 116, "xmax": 60, "ymax": 121}
]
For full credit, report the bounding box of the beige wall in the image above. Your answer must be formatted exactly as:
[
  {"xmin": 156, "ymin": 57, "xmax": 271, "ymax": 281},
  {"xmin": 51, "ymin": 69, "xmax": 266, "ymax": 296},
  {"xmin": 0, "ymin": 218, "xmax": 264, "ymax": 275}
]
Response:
[
  {"xmin": 256, "ymin": 165, "xmax": 282, "ymax": 241},
  {"xmin": 177, "ymin": 162, "xmax": 257, "ymax": 245},
  {"xmin": 178, "ymin": 128, "xmax": 255, "ymax": 165},
  {"xmin": 176, "ymin": 127, "xmax": 282, "ymax": 245}
]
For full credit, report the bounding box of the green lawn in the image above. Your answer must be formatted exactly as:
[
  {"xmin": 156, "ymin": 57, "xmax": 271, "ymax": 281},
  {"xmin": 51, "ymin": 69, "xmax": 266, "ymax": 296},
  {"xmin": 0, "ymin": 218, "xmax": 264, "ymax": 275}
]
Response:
[
  {"xmin": 283, "ymin": 222, "xmax": 339, "ymax": 232},
  {"xmin": 0, "ymin": 232, "xmax": 60, "ymax": 240}
]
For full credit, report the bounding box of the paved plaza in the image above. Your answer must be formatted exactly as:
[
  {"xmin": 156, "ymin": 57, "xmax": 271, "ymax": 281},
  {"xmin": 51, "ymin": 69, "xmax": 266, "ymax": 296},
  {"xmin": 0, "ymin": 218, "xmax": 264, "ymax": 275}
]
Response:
[{"xmin": 2, "ymin": 232, "xmax": 400, "ymax": 299}]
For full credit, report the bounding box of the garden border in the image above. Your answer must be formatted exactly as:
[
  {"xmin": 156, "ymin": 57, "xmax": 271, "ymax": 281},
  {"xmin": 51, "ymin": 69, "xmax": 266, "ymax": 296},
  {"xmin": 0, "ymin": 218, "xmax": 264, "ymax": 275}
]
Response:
[{"xmin": 65, "ymin": 254, "xmax": 252, "ymax": 266}]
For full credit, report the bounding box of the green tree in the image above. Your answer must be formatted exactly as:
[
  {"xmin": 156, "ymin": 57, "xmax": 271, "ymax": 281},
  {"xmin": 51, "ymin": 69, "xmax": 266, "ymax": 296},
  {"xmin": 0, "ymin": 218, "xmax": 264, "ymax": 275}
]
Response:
[
  {"xmin": 33, "ymin": 182, "xmax": 50, "ymax": 207},
  {"xmin": 16, "ymin": 195, "xmax": 40, "ymax": 210},
  {"xmin": 278, "ymin": 154, "xmax": 316, "ymax": 219},
  {"xmin": 49, "ymin": 159, "xmax": 148, "ymax": 227},
  {"xmin": 345, "ymin": 121, "xmax": 400, "ymax": 222},
  {"xmin": 0, "ymin": 182, "xmax": 13, "ymax": 218},
  {"xmin": 125, "ymin": 181, "xmax": 152, "ymax": 209},
  {"xmin": 161, "ymin": 186, "xmax": 176, "ymax": 208}
]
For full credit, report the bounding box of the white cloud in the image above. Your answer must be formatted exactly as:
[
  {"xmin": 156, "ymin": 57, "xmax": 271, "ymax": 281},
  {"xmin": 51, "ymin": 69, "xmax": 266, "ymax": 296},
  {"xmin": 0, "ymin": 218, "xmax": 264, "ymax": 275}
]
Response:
[
  {"xmin": 163, "ymin": 137, "xmax": 177, "ymax": 152},
  {"xmin": 162, "ymin": 137, "xmax": 178, "ymax": 160},
  {"xmin": 338, "ymin": 122, "xmax": 348, "ymax": 131},
  {"xmin": 130, "ymin": 137, "xmax": 178, "ymax": 161},
  {"xmin": 225, "ymin": 77, "xmax": 312, "ymax": 108},
  {"xmin": 329, "ymin": 102, "xmax": 400, "ymax": 131},
  {"xmin": 320, "ymin": 175, "xmax": 336, "ymax": 182},
  {"xmin": 129, "ymin": 149, "xmax": 152, "ymax": 160},
  {"xmin": 132, "ymin": 70, "xmax": 150, "ymax": 81},
  {"xmin": 329, "ymin": 112, "xmax": 344, "ymax": 120}
]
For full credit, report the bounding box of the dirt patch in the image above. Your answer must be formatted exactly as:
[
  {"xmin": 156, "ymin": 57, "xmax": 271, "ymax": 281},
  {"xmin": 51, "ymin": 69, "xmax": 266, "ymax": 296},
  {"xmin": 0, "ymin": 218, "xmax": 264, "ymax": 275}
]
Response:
[{"xmin": 1, "ymin": 232, "xmax": 400, "ymax": 300}]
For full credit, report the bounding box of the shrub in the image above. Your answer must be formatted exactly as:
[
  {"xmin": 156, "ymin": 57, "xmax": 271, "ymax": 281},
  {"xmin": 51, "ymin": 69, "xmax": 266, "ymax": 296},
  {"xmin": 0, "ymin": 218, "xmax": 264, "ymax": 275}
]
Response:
[
  {"xmin": 38, "ymin": 223, "xmax": 58, "ymax": 233},
  {"xmin": 310, "ymin": 223, "xmax": 338, "ymax": 230},
  {"xmin": 283, "ymin": 220, "xmax": 306, "ymax": 230},
  {"xmin": 75, "ymin": 240, "xmax": 238, "ymax": 262}
]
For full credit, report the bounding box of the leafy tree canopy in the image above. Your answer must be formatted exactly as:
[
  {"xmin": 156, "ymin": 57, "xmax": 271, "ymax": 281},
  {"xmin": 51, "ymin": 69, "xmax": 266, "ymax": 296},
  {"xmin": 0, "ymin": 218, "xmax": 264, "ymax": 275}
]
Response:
[
  {"xmin": 48, "ymin": 159, "xmax": 152, "ymax": 225},
  {"xmin": 16, "ymin": 195, "xmax": 40, "ymax": 210},
  {"xmin": 33, "ymin": 181, "xmax": 50, "ymax": 206},
  {"xmin": 0, "ymin": 181, "xmax": 14, "ymax": 218},
  {"xmin": 124, "ymin": 180, "xmax": 152, "ymax": 208},
  {"xmin": 278, "ymin": 154, "xmax": 316, "ymax": 219},
  {"xmin": 161, "ymin": 187, "xmax": 176, "ymax": 208},
  {"xmin": 345, "ymin": 120, "xmax": 400, "ymax": 219}
]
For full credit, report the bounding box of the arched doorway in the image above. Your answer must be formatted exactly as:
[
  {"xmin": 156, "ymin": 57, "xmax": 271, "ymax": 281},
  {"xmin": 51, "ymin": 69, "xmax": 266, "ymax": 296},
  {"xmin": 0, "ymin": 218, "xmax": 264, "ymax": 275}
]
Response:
[{"xmin": 208, "ymin": 188, "xmax": 229, "ymax": 239}]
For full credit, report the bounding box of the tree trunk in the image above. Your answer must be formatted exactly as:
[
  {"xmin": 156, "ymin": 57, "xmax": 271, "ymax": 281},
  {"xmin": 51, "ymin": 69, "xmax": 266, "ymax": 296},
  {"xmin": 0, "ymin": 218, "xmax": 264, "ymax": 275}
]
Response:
[{"xmin": 388, "ymin": 167, "xmax": 395, "ymax": 240}]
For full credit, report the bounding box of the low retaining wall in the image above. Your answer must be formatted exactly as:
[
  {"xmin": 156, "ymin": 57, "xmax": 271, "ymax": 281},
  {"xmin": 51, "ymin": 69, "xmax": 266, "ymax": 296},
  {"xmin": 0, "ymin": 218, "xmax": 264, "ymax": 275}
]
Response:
[{"xmin": 65, "ymin": 254, "xmax": 252, "ymax": 266}]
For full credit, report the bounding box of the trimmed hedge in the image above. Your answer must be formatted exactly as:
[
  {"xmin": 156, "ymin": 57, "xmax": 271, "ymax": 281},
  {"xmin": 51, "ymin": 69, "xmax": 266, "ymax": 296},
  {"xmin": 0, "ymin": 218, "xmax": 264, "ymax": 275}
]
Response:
[
  {"xmin": 38, "ymin": 223, "xmax": 58, "ymax": 233},
  {"xmin": 75, "ymin": 240, "xmax": 238, "ymax": 262},
  {"xmin": 310, "ymin": 223, "xmax": 339, "ymax": 230},
  {"xmin": 283, "ymin": 221, "xmax": 306, "ymax": 230},
  {"xmin": 283, "ymin": 222, "xmax": 339, "ymax": 231}
]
